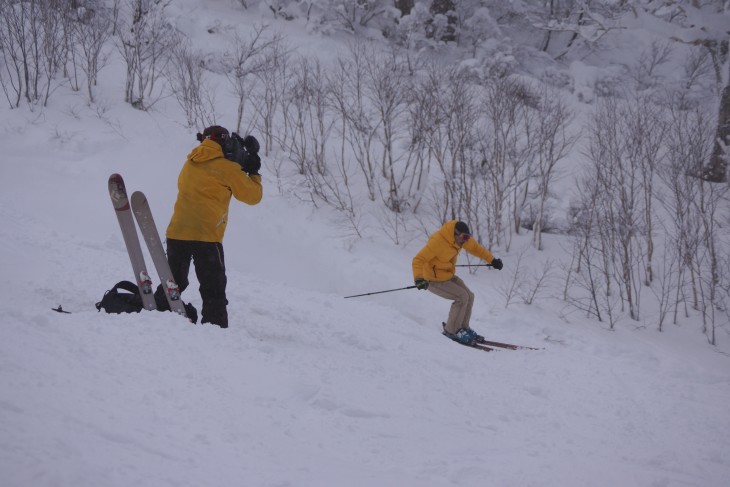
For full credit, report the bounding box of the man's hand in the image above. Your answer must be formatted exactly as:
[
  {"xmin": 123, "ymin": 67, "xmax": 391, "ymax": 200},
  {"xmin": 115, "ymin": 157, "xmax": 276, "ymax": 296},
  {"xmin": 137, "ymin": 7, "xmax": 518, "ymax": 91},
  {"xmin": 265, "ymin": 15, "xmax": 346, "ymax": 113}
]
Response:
[
  {"xmin": 491, "ymin": 258, "xmax": 503, "ymax": 270},
  {"xmin": 415, "ymin": 278, "xmax": 429, "ymax": 290},
  {"xmin": 241, "ymin": 152, "xmax": 261, "ymax": 176},
  {"xmin": 242, "ymin": 135, "xmax": 260, "ymax": 154}
]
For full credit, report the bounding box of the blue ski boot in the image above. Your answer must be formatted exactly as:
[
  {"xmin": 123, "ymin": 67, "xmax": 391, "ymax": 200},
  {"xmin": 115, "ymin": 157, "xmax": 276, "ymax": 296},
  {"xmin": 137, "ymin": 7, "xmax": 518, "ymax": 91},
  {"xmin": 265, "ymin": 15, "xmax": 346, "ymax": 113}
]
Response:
[{"xmin": 443, "ymin": 323, "xmax": 478, "ymax": 345}]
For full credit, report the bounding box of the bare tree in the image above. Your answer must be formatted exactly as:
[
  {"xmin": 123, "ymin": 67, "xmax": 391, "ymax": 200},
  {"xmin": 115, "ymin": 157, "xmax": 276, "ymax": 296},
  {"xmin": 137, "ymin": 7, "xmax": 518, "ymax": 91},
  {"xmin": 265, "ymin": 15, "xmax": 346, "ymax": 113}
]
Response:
[
  {"xmin": 0, "ymin": 0, "xmax": 69, "ymax": 107},
  {"xmin": 0, "ymin": 0, "xmax": 36, "ymax": 107},
  {"xmin": 115, "ymin": 0, "xmax": 178, "ymax": 110},
  {"xmin": 521, "ymin": 259, "xmax": 556, "ymax": 305},
  {"xmin": 327, "ymin": 42, "xmax": 379, "ymax": 201},
  {"xmin": 418, "ymin": 65, "xmax": 480, "ymax": 232},
  {"xmin": 692, "ymin": 174, "xmax": 728, "ymax": 344},
  {"xmin": 586, "ymin": 95, "xmax": 645, "ymax": 321},
  {"xmin": 475, "ymin": 76, "xmax": 537, "ymax": 249},
  {"xmin": 441, "ymin": 68, "xmax": 480, "ymax": 227},
  {"xmin": 629, "ymin": 40, "xmax": 673, "ymax": 92},
  {"xmin": 401, "ymin": 59, "xmax": 440, "ymax": 213},
  {"xmin": 531, "ymin": 86, "xmax": 577, "ymax": 250},
  {"xmin": 407, "ymin": 61, "xmax": 451, "ymax": 218},
  {"xmin": 628, "ymin": 1, "xmax": 729, "ymax": 182},
  {"xmin": 282, "ymin": 56, "xmax": 332, "ymax": 176},
  {"xmin": 658, "ymin": 100, "xmax": 714, "ymax": 325},
  {"xmin": 501, "ymin": 246, "xmax": 556, "ymax": 307},
  {"xmin": 651, "ymin": 234, "xmax": 679, "ymax": 332},
  {"xmin": 250, "ymin": 33, "xmax": 291, "ymax": 155},
  {"xmin": 37, "ymin": 0, "xmax": 70, "ymax": 106},
  {"xmin": 277, "ymin": 55, "xmax": 361, "ymax": 236},
  {"xmin": 364, "ymin": 47, "xmax": 411, "ymax": 213},
  {"xmin": 166, "ymin": 41, "xmax": 217, "ymax": 128},
  {"xmin": 621, "ymin": 92, "xmax": 667, "ymax": 286},
  {"xmin": 568, "ymin": 93, "xmax": 665, "ymax": 326},
  {"xmin": 327, "ymin": 0, "xmax": 395, "ymax": 33},
  {"xmin": 225, "ymin": 25, "xmax": 279, "ymax": 135},
  {"xmin": 416, "ymin": 65, "xmax": 479, "ymax": 232},
  {"xmin": 71, "ymin": 6, "xmax": 112, "ymax": 103},
  {"xmin": 566, "ymin": 174, "xmax": 620, "ymax": 328}
]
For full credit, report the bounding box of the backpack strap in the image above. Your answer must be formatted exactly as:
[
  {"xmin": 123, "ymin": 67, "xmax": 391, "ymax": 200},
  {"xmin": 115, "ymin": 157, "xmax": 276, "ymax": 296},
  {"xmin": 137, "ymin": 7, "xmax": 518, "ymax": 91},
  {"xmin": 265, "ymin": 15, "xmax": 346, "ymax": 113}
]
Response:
[{"xmin": 112, "ymin": 280, "xmax": 140, "ymax": 295}]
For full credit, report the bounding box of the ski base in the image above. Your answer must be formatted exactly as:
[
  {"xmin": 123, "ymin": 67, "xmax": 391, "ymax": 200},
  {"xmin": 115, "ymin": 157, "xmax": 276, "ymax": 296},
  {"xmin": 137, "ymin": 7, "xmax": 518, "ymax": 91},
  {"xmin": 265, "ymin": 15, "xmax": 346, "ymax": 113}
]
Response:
[
  {"xmin": 108, "ymin": 174, "xmax": 157, "ymax": 311},
  {"xmin": 130, "ymin": 190, "xmax": 189, "ymax": 319}
]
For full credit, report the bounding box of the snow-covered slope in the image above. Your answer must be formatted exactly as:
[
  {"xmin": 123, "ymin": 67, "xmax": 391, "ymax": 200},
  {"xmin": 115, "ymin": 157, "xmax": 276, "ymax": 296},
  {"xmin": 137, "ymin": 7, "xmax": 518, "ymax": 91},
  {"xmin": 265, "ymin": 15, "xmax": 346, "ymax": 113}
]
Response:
[
  {"xmin": 2, "ymin": 108, "xmax": 729, "ymax": 485},
  {"xmin": 3, "ymin": 257, "xmax": 729, "ymax": 486},
  {"xmin": 1, "ymin": 1, "xmax": 729, "ymax": 485}
]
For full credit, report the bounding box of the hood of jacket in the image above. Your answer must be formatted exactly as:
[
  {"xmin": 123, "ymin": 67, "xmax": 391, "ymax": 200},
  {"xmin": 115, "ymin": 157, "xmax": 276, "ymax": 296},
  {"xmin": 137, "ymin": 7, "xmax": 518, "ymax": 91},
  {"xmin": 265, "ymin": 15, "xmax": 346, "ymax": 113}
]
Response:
[
  {"xmin": 187, "ymin": 139, "xmax": 224, "ymax": 163},
  {"xmin": 435, "ymin": 220, "xmax": 459, "ymax": 247}
]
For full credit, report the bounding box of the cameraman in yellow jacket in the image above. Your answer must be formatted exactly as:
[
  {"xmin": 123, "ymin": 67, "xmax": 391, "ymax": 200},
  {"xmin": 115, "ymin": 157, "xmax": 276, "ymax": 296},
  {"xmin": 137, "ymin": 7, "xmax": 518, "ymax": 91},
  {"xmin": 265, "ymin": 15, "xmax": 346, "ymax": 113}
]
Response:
[{"xmin": 158, "ymin": 125, "xmax": 262, "ymax": 328}]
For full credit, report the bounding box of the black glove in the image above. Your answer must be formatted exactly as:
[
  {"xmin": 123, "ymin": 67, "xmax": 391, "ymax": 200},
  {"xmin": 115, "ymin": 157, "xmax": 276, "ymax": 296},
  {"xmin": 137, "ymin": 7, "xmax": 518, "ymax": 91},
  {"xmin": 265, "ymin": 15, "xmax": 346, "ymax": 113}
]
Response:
[
  {"xmin": 225, "ymin": 133, "xmax": 261, "ymax": 175},
  {"xmin": 241, "ymin": 152, "xmax": 261, "ymax": 176},
  {"xmin": 415, "ymin": 278, "xmax": 429, "ymax": 290},
  {"xmin": 242, "ymin": 135, "xmax": 260, "ymax": 154},
  {"xmin": 491, "ymin": 258, "xmax": 503, "ymax": 270}
]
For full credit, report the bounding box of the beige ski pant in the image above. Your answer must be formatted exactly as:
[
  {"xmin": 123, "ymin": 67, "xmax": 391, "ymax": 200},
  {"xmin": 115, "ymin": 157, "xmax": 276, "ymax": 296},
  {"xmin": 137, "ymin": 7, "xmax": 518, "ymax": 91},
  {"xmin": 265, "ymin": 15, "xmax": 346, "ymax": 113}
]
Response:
[{"xmin": 427, "ymin": 275, "xmax": 475, "ymax": 334}]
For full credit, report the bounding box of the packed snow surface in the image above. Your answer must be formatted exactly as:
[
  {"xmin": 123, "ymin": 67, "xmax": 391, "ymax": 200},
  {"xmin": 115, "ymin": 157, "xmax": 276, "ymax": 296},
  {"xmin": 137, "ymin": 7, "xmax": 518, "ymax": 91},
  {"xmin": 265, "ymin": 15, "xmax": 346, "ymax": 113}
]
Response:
[
  {"xmin": 2, "ymin": 116, "xmax": 729, "ymax": 485},
  {"xmin": 2, "ymin": 1, "xmax": 730, "ymax": 486}
]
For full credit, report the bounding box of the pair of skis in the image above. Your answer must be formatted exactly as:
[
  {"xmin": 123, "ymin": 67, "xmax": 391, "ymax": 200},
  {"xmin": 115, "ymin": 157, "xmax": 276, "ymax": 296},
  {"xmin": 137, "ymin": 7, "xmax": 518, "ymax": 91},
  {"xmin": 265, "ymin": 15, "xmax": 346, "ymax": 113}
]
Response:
[
  {"xmin": 443, "ymin": 332, "xmax": 541, "ymax": 352},
  {"xmin": 108, "ymin": 174, "xmax": 188, "ymax": 319}
]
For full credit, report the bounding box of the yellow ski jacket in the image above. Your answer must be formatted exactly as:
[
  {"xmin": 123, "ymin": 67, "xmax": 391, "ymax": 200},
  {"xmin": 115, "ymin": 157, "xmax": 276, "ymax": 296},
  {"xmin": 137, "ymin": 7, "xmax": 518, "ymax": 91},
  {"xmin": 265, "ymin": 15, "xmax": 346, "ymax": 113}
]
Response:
[
  {"xmin": 166, "ymin": 139, "xmax": 262, "ymax": 243},
  {"xmin": 412, "ymin": 220, "xmax": 495, "ymax": 282}
]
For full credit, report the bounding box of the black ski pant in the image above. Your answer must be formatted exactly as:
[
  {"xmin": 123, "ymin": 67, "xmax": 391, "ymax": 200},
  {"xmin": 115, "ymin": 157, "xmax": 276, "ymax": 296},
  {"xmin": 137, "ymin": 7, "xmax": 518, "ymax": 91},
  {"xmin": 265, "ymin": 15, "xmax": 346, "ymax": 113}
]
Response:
[{"xmin": 155, "ymin": 238, "xmax": 229, "ymax": 328}]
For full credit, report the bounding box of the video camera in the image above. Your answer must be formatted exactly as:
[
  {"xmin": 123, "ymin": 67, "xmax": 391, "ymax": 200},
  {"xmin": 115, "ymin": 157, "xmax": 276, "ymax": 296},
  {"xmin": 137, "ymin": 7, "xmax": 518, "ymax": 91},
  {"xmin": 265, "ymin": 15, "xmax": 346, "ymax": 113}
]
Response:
[
  {"xmin": 193, "ymin": 130, "xmax": 260, "ymax": 176},
  {"xmin": 224, "ymin": 133, "xmax": 261, "ymax": 176}
]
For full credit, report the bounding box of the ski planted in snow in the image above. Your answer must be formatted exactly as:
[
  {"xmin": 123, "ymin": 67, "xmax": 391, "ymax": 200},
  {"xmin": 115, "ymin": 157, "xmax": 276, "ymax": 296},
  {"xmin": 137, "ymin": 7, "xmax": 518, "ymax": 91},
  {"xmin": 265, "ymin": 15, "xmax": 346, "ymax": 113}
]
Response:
[
  {"xmin": 108, "ymin": 174, "xmax": 157, "ymax": 311},
  {"xmin": 130, "ymin": 190, "xmax": 188, "ymax": 319}
]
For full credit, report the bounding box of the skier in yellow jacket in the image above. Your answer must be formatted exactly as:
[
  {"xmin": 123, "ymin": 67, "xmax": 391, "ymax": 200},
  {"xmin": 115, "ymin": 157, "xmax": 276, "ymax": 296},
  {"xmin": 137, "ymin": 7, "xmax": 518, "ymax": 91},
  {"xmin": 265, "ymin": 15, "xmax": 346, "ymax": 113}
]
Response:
[
  {"xmin": 412, "ymin": 220, "xmax": 503, "ymax": 344},
  {"xmin": 157, "ymin": 125, "xmax": 262, "ymax": 328}
]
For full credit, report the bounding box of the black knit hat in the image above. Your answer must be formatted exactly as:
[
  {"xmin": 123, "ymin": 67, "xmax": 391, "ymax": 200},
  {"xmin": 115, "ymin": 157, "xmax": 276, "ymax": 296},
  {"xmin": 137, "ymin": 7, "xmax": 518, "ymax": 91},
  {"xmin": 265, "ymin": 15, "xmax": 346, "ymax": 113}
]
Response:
[
  {"xmin": 197, "ymin": 125, "xmax": 229, "ymax": 144},
  {"xmin": 455, "ymin": 221, "xmax": 471, "ymax": 235}
]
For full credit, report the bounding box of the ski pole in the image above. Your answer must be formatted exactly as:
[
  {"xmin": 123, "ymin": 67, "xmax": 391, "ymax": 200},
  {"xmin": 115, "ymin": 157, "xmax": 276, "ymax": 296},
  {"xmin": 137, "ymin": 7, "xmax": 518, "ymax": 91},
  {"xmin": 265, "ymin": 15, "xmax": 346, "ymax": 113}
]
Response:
[
  {"xmin": 344, "ymin": 285, "xmax": 417, "ymax": 299},
  {"xmin": 456, "ymin": 264, "xmax": 493, "ymax": 267}
]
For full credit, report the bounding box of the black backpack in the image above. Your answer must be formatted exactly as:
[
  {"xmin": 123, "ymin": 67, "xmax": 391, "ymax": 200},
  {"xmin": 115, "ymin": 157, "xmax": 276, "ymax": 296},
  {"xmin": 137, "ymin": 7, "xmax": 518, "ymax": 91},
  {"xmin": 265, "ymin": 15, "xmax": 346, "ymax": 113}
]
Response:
[
  {"xmin": 96, "ymin": 280, "xmax": 198, "ymax": 323},
  {"xmin": 96, "ymin": 281, "xmax": 143, "ymax": 313}
]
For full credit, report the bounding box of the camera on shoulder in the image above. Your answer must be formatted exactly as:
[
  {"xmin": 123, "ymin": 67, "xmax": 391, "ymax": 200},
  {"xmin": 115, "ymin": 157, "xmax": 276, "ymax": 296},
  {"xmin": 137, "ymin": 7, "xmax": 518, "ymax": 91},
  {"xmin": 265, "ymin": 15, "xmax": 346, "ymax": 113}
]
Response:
[{"xmin": 223, "ymin": 133, "xmax": 261, "ymax": 176}]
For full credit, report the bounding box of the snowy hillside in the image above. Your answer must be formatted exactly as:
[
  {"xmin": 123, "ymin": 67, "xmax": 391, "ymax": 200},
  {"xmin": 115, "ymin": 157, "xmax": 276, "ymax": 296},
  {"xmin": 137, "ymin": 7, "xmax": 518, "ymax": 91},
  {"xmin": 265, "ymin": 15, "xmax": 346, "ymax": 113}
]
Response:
[{"xmin": 2, "ymin": 1, "xmax": 730, "ymax": 486}]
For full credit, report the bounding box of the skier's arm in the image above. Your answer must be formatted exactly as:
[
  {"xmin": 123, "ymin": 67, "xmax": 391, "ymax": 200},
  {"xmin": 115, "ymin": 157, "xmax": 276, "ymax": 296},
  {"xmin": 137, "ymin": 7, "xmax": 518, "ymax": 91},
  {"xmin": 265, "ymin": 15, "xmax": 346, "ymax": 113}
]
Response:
[{"xmin": 463, "ymin": 239, "xmax": 494, "ymax": 264}]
